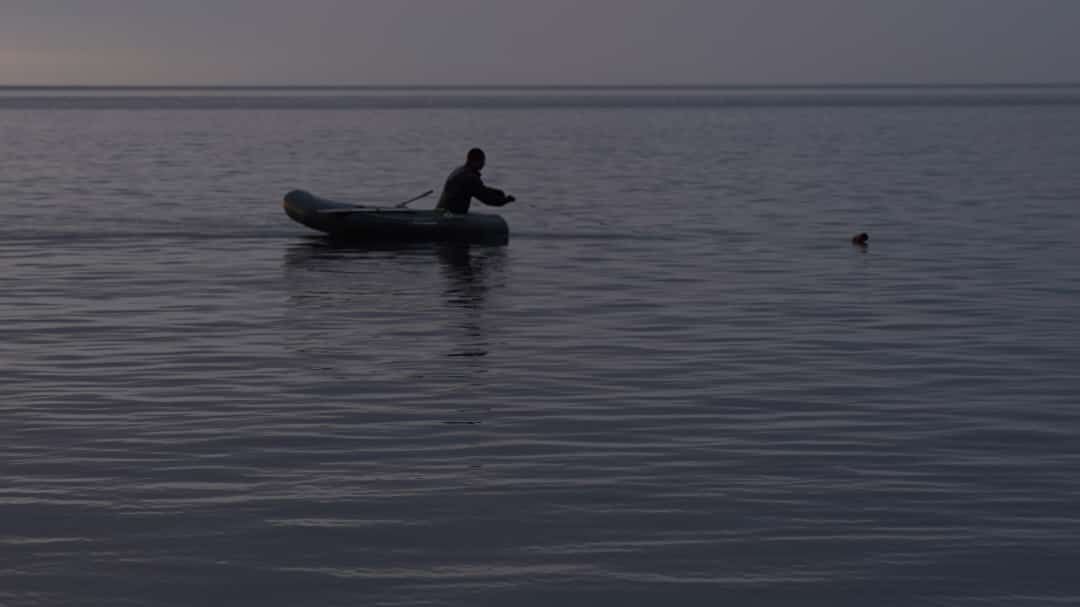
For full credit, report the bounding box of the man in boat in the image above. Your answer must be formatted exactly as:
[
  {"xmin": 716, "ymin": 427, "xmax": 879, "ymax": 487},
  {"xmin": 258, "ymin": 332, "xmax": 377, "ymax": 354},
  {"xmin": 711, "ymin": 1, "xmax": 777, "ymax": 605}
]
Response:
[{"xmin": 436, "ymin": 148, "xmax": 515, "ymax": 214}]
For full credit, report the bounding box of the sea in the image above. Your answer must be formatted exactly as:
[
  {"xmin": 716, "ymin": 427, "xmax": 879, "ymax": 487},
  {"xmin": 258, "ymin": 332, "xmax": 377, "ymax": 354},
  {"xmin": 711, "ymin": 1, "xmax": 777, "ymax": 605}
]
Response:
[{"xmin": 2, "ymin": 85, "xmax": 1080, "ymax": 606}]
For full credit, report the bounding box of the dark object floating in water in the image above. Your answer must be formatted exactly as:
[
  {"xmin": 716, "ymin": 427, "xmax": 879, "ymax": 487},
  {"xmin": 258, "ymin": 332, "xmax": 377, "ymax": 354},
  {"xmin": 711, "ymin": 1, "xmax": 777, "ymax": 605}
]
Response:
[
  {"xmin": 448, "ymin": 350, "xmax": 488, "ymax": 358},
  {"xmin": 283, "ymin": 190, "xmax": 509, "ymax": 245},
  {"xmin": 851, "ymin": 232, "xmax": 869, "ymax": 246}
]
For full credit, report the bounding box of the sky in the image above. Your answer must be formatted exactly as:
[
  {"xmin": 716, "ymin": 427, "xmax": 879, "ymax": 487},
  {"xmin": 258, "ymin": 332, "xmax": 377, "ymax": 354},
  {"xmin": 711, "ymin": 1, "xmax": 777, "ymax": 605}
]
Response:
[{"xmin": 2, "ymin": 0, "xmax": 1079, "ymax": 85}]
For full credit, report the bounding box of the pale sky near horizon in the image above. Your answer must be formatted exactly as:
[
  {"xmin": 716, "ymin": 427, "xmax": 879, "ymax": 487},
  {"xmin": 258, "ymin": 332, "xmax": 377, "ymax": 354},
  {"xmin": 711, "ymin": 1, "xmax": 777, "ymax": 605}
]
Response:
[{"xmin": 2, "ymin": 0, "xmax": 1079, "ymax": 85}]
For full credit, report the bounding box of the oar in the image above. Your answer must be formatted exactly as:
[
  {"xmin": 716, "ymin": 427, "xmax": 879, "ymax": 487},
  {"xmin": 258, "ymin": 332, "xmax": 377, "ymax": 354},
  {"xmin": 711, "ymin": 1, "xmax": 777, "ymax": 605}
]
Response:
[
  {"xmin": 395, "ymin": 190, "xmax": 434, "ymax": 208},
  {"xmin": 315, "ymin": 191, "xmax": 432, "ymax": 217}
]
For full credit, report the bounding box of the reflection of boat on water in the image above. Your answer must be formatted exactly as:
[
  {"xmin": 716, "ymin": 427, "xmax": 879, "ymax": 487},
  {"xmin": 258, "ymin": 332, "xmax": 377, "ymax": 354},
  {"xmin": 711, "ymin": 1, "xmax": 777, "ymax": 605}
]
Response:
[
  {"xmin": 283, "ymin": 237, "xmax": 505, "ymax": 300},
  {"xmin": 282, "ymin": 236, "xmax": 506, "ymax": 363}
]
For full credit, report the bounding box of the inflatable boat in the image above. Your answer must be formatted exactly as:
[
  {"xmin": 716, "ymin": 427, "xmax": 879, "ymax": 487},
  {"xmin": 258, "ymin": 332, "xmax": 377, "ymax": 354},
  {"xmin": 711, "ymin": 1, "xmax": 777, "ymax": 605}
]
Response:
[{"xmin": 283, "ymin": 190, "xmax": 509, "ymax": 245}]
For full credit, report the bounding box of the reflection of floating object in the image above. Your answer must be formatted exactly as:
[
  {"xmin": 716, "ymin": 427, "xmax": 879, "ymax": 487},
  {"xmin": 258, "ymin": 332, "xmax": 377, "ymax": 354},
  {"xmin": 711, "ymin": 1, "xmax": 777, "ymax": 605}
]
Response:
[{"xmin": 283, "ymin": 190, "xmax": 509, "ymax": 245}]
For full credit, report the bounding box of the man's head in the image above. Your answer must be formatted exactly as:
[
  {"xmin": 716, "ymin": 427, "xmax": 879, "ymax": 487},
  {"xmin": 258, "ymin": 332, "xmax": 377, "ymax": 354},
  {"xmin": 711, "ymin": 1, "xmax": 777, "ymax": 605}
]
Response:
[{"xmin": 466, "ymin": 148, "xmax": 486, "ymax": 171}]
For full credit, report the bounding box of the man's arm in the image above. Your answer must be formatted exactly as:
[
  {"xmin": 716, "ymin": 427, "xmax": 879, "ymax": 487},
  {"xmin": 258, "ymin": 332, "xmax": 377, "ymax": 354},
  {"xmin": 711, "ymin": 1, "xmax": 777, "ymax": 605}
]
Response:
[{"xmin": 466, "ymin": 174, "xmax": 514, "ymax": 207}]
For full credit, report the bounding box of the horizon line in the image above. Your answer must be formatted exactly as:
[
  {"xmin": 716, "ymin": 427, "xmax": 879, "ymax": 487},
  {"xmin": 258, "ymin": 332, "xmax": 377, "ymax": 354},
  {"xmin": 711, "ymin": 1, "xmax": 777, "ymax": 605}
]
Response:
[{"xmin": 2, "ymin": 81, "xmax": 1079, "ymax": 91}]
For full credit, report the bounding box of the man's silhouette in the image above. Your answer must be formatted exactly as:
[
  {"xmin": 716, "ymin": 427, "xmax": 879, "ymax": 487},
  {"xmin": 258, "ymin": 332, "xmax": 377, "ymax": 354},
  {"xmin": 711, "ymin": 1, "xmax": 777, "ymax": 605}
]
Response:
[{"xmin": 436, "ymin": 148, "xmax": 515, "ymax": 214}]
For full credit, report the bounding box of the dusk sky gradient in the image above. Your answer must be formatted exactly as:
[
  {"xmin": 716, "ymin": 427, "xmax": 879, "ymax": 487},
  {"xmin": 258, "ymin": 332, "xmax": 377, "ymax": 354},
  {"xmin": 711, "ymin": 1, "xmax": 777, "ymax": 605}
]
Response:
[{"xmin": 2, "ymin": 0, "xmax": 1079, "ymax": 85}]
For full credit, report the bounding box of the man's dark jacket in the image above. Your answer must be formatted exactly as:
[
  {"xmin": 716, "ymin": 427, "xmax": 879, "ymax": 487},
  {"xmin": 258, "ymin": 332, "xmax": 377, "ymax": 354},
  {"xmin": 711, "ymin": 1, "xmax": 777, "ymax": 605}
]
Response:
[{"xmin": 436, "ymin": 165, "xmax": 510, "ymax": 214}]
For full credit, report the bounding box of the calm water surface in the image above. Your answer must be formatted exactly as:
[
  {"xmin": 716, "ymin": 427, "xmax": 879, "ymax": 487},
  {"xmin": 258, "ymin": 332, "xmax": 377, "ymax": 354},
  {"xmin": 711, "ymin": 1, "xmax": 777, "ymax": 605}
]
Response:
[{"xmin": 3, "ymin": 87, "xmax": 1080, "ymax": 606}]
